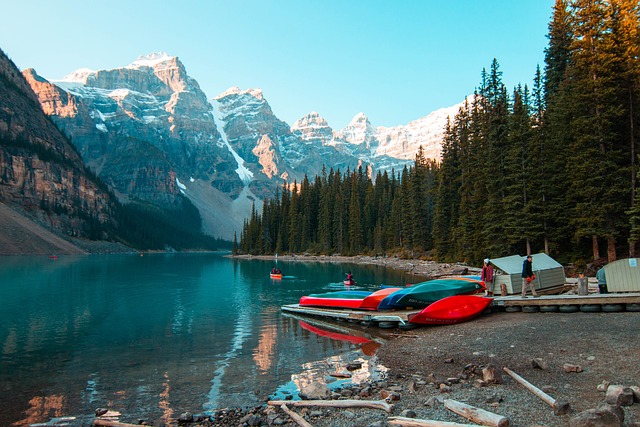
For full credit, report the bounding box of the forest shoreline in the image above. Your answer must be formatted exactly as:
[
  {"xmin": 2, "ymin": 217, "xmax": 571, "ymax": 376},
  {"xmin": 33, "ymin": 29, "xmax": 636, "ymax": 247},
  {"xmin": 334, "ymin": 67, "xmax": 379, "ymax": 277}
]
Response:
[{"xmin": 231, "ymin": 253, "xmax": 481, "ymax": 280}]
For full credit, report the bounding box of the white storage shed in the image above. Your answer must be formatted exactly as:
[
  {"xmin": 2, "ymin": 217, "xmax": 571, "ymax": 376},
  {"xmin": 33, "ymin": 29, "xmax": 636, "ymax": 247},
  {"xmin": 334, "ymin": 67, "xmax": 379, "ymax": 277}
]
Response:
[
  {"xmin": 487, "ymin": 254, "xmax": 566, "ymax": 295},
  {"xmin": 602, "ymin": 258, "xmax": 640, "ymax": 292}
]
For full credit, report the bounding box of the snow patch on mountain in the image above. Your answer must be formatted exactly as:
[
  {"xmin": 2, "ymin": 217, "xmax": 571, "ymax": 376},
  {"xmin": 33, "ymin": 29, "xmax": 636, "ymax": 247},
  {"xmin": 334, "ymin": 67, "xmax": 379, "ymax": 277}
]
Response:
[
  {"xmin": 127, "ymin": 52, "xmax": 176, "ymax": 69},
  {"xmin": 375, "ymin": 102, "xmax": 464, "ymax": 160},
  {"xmin": 59, "ymin": 68, "xmax": 95, "ymax": 84},
  {"xmin": 211, "ymin": 99, "xmax": 254, "ymax": 185}
]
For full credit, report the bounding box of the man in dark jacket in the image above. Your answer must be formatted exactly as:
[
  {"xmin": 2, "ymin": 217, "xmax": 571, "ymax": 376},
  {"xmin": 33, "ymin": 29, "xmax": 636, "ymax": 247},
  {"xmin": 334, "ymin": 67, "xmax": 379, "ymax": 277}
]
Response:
[{"xmin": 521, "ymin": 255, "xmax": 539, "ymax": 298}]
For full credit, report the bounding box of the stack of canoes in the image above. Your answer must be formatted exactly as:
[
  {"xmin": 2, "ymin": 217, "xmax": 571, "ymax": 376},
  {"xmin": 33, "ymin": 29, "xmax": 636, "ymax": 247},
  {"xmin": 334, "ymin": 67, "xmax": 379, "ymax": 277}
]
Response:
[{"xmin": 298, "ymin": 277, "xmax": 490, "ymax": 325}]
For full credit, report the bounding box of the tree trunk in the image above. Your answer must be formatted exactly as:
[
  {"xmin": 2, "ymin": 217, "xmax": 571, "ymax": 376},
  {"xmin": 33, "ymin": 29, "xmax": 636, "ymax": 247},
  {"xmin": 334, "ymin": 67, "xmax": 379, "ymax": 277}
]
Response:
[
  {"xmin": 607, "ymin": 236, "xmax": 617, "ymax": 262},
  {"xmin": 443, "ymin": 399, "xmax": 509, "ymax": 427},
  {"xmin": 544, "ymin": 236, "xmax": 549, "ymax": 255},
  {"xmin": 592, "ymin": 235, "xmax": 600, "ymax": 260}
]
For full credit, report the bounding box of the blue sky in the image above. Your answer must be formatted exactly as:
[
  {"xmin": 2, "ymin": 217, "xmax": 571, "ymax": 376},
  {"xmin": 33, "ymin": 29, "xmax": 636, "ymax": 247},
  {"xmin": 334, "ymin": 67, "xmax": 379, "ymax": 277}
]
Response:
[{"xmin": 1, "ymin": 0, "xmax": 554, "ymax": 129}]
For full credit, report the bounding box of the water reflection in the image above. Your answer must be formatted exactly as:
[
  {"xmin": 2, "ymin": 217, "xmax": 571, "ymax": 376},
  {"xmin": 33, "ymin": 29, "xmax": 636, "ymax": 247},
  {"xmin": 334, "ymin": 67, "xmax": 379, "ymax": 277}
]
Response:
[{"xmin": 0, "ymin": 254, "xmax": 412, "ymax": 426}]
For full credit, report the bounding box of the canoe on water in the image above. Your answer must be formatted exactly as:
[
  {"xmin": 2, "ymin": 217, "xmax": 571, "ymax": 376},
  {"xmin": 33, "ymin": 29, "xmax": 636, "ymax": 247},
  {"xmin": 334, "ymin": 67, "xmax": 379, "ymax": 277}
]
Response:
[
  {"xmin": 409, "ymin": 295, "xmax": 493, "ymax": 325},
  {"xmin": 299, "ymin": 290, "xmax": 372, "ymax": 309},
  {"xmin": 344, "ymin": 279, "xmax": 355, "ymax": 286},
  {"xmin": 378, "ymin": 278, "xmax": 486, "ymax": 309},
  {"xmin": 270, "ymin": 273, "xmax": 283, "ymax": 279}
]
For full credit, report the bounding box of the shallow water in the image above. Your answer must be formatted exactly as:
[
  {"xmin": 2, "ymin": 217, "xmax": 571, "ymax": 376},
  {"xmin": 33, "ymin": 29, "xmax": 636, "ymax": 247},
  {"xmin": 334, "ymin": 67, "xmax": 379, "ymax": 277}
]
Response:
[{"xmin": 0, "ymin": 253, "xmax": 414, "ymax": 426}]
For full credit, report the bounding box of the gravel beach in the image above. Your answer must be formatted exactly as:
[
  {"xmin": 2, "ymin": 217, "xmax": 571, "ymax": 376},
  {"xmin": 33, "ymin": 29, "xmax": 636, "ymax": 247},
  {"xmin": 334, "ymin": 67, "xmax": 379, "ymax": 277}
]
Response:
[{"xmin": 199, "ymin": 310, "xmax": 640, "ymax": 427}]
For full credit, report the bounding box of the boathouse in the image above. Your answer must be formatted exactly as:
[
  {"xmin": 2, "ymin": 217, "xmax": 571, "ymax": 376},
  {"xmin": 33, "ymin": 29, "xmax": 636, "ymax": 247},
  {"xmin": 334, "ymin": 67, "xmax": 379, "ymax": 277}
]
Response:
[
  {"xmin": 488, "ymin": 254, "xmax": 566, "ymax": 295},
  {"xmin": 602, "ymin": 258, "xmax": 640, "ymax": 292}
]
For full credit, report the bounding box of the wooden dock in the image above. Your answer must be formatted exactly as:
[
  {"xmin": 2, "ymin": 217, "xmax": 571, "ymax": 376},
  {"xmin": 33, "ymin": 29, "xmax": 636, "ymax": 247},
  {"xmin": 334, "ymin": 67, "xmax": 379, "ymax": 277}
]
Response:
[
  {"xmin": 492, "ymin": 292, "xmax": 640, "ymax": 312},
  {"xmin": 281, "ymin": 292, "xmax": 640, "ymax": 328},
  {"xmin": 281, "ymin": 304, "xmax": 422, "ymax": 326},
  {"xmin": 493, "ymin": 292, "xmax": 640, "ymax": 307}
]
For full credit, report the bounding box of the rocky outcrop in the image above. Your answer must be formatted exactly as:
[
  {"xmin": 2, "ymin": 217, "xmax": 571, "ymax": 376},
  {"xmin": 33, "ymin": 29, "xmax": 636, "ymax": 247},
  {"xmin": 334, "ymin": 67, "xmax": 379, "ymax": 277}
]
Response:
[
  {"xmin": 22, "ymin": 52, "xmax": 461, "ymax": 240},
  {"xmin": 24, "ymin": 54, "xmax": 254, "ymax": 239},
  {"xmin": 213, "ymin": 87, "xmax": 300, "ymax": 194},
  {"xmin": 0, "ymin": 48, "xmax": 114, "ymax": 239},
  {"xmin": 25, "ymin": 54, "xmax": 240, "ymax": 208}
]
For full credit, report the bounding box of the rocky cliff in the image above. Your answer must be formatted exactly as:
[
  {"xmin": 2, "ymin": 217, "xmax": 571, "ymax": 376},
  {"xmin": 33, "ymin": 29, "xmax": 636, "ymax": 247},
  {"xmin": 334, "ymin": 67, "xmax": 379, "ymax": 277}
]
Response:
[
  {"xmin": 0, "ymin": 48, "xmax": 115, "ymax": 242},
  {"xmin": 22, "ymin": 52, "xmax": 460, "ymax": 241}
]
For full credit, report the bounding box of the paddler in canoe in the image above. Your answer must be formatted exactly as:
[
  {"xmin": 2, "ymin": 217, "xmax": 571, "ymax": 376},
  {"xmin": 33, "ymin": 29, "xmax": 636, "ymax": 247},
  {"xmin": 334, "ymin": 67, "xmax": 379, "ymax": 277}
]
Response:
[{"xmin": 344, "ymin": 271, "xmax": 354, "ymax": 286}]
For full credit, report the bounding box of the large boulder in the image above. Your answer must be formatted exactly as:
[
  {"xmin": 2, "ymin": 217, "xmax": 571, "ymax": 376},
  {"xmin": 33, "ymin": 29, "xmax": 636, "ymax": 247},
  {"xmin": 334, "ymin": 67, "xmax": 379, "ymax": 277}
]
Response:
[{"xmin": 568, "ymin": 404, "xmax": 624, "ymax": 427}]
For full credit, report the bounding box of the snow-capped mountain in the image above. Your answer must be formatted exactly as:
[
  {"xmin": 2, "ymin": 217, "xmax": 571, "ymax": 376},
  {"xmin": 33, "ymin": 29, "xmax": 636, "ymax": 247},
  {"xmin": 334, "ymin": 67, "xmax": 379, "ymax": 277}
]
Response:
[{"xmin": 25, "ymin": 52, "xmax": 461, "ymax": 241}]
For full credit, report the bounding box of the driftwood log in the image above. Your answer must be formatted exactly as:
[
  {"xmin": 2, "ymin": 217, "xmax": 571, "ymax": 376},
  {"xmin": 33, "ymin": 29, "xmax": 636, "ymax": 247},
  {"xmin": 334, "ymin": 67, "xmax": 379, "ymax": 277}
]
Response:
[
  {"xmin": 388, "ymin": 417, "xmax": 483, "ymax": 426},
  {"xmin": 279, "ymin": 403, "xmax": 314, "ymax": 427},
  {"xmin": 502, "ymin": 367, "xmax": 571, "ymax": 415},
  {"xmin": 444, "ymin": 398, "xmax": 509, "ymax": 427},
  {"xmin": 268, "ymin": 399, "xmax": 394, "ymax": 413},
  {"xmin": 93, "ymin": 420, "xmax": 141, "ymax": 427}
]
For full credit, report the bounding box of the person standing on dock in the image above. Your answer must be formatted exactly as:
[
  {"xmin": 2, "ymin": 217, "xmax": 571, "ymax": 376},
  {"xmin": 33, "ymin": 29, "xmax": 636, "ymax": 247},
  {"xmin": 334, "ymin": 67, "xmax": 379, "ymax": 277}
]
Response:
[
  {"xmin": 482, "ymin": 258, "xmax": 494, "ymax": 297},
  {"xmin": 521, "ymin": 255, "xmax": 539, "ymax": 298},
  {"xmin": 596, "ymin": 265, "xmax": 608, "ymax": 294}
]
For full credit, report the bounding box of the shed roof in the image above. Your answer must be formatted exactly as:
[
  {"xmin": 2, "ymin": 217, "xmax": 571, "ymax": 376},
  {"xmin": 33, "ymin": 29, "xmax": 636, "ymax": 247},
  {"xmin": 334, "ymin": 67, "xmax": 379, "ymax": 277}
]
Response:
[{"xmin": 490, "ymin": 253, "xmax": 563, "ymax": 274}]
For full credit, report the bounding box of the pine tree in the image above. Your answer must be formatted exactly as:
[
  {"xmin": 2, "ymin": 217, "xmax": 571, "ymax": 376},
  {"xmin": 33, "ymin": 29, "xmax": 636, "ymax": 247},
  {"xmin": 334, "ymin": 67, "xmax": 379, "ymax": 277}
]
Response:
[
  {"xmin": 433, "ymin": 117, "xmax": 461, "ymax": 260},
  {"xmin": 566, "ymin": 0, "xmax": 631, "ymax": 260}
]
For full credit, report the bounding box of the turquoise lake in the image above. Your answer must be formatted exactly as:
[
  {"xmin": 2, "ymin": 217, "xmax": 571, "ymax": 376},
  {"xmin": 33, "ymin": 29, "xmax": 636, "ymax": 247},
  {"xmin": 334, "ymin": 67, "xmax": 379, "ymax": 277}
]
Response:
[{"xmin": 0, "ymin": 253, "xmax": 417, "ymax": 426}]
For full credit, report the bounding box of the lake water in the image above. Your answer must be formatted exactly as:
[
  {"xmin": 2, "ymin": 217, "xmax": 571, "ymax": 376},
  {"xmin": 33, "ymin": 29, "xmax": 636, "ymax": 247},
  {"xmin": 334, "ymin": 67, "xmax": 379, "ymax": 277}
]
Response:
[{"xmin": 0, "ymin": 253, "xmax": 416, "ymax": 426}]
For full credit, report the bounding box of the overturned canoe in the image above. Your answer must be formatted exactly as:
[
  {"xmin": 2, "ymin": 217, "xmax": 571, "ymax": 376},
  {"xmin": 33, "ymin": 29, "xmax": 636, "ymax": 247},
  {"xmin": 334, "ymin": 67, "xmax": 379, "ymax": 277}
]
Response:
[
  {"xmin": 378, "ymin": 278, "xmax": 486, "ymax": 309},
  {"xmin": 409, "ymin": 295, "xmax": 493, "ymax": 325},
  {"xmin": 299, "ymin": 290, "xmax": 372, "ymax": 309},
  {"xmin": 359, "ymin": 287, "xmax": 402, "ymax": 310}
]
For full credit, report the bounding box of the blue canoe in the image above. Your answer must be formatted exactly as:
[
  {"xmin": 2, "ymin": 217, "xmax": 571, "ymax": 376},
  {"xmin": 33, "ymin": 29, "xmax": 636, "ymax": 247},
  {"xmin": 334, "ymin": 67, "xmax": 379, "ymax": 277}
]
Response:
[{"xmin": 378, "ymin": 278, "xmax": 486, "ymax": 309}]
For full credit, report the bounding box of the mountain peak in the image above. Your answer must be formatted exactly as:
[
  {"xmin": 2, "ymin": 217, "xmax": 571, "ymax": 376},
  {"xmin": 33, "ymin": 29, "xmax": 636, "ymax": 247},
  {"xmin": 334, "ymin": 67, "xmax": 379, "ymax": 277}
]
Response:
[
  {"xmin": 293, "ymin": 112, "xmax": 329, "ymax": 128},
  {"xmin": 348, "ymin": 112, "xmax": 370, "ymax": 126},
  {"xmin": 127, "ymin": 52, "xmax": 176, "ymax": 69},
  {"xmin": 216, "ymin": 86, "xmax": 264, "ymax": 100},
  {"xmin": 59, "ymin": 68, "xmax": 95, "ymax": 83}
]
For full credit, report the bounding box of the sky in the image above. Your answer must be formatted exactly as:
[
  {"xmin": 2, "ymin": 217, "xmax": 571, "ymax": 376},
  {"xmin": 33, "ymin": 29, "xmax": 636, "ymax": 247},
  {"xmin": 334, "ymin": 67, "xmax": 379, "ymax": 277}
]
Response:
[{"xmin": 1, "ymin": 0, "xmax": 554, "ymax": 130}]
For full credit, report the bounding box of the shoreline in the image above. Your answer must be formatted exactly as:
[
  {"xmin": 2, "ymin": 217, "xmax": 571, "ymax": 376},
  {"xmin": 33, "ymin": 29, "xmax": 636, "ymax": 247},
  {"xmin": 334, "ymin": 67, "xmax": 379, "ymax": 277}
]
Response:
[{"xmin": 231, "ymin": 253, "xmax": 480, "ymax": 279}]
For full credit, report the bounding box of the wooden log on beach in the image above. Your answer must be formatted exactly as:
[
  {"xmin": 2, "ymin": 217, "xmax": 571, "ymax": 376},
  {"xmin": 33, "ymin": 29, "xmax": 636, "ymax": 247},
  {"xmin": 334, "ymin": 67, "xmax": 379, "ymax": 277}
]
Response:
[
  {"xmin": 388, "ymin": 417, "xmax": 481, "ymax": 426},
  {"xmin": 444, "ymin": 398, "xmax": 509, "ymax": 427},
  {"xmin": 94, "ymin": 420, "xmax": 141, "ymax": 427},
  {"xmin": 268, "ymin": 399, "xmax": 393, "ymax": 413},
  {"xmin": 279, "ymin": 404, "xmax": 314, "ymax": 427},
  {"xmin": 502, "ymin": 367, "xmax": 570, "ymax": 415}
]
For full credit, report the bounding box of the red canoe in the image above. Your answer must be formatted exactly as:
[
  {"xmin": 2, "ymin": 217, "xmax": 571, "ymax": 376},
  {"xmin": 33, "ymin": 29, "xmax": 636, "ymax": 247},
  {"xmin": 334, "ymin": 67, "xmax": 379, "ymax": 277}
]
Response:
[
  {"xmin": 299, "ymin": 290, "xmax": 372, "ymax": 309},
  {"xmin": 409, "ymin": 295, "xmax": 493, "ymax": 325},
  {"xmin": 359, "ymin": 288, "xmax": 402, "ymax": 310},
  {"xmin": 270, "ymin": 273, "xmax": 283, "ymax": 279}
]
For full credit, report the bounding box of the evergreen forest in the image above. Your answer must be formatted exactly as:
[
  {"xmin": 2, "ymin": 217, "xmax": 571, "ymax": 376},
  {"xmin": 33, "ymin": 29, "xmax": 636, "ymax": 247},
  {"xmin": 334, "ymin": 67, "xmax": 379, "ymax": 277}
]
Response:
[{"xmin": 238, "ymin": 0, "xmax": 640, "ymax": 266}]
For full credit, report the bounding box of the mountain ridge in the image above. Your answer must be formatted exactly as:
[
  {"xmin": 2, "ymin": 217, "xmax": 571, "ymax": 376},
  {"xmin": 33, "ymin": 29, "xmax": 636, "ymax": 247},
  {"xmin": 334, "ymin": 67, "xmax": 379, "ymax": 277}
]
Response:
[{"xmin": 23, "ymin": 51, "xmax": 463, "ymax": 241}]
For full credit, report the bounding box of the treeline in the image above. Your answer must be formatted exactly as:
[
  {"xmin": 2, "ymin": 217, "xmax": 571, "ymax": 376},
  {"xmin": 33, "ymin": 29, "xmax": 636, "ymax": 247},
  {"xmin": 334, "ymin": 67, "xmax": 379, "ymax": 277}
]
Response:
[
  {"xmin": 115, "ymin": 197, "xmax": 230, "ymax": 251},
  {"xmin": 237, "ymin": 159, "xmax": 438, "ymax": 258},
  {"xmin": 239, "ymin": 0, "xmax": 639, "ymax": 266}
]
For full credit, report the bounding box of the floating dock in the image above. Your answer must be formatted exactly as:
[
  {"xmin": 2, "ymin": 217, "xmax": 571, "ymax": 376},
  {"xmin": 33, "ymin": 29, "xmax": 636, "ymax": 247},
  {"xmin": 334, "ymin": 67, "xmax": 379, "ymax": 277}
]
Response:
[
  {"xmin": 281, "ymin": 292, "xmax": 640, "ymax": 328},
  {"xmin": 281, "ymin": 304, "xmax": 422, "ymax": 326},
  {"xmin": 493, "ymin": 292, "xmax": 640, "ymax": 312}
]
